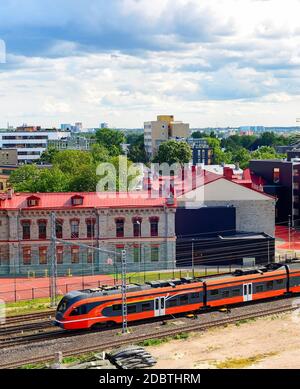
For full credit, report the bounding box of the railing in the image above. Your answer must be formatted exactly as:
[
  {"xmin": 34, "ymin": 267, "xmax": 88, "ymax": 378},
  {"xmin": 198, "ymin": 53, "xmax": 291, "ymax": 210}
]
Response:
[{"xmin": 2, "ymin": 259, "xmax": 299, "ymax": 303}]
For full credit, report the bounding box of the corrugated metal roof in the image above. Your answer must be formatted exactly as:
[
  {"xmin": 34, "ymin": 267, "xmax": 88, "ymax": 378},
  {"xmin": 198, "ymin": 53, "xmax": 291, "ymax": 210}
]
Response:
[{"xmin": 0, "ymin": 191, "xmax": 175, "ymax": 210}]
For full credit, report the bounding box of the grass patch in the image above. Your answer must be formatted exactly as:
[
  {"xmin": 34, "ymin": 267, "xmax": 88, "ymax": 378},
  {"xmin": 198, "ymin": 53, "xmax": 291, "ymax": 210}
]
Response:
[
  {"xmin": 62, "ymin": 353, "xmax": 95, "ymax": 365},
  {"xmin": 214, "ymin": 352, "xmax": 277, "ymax": 369},
  {"xmin": 124, "ymin": 270, "xmax": 214, "ymax": 284},
  {"xmin": 18, "ymin": 353, "xmax": 96, "ymax": 369},
  {"xmin": 235, "ymin": 318, "xmax": 257, "ymax": 327},
  {"xmin": 19, "ymin": 363, "xmax": 47, "ymax": 369},
  {"xmin": 6, "ymin": 296, "xmax": 63, "ymax": 316},
  {"xmin": 139, "ymin": 332, "xmax": 190, "ymax": 347}
]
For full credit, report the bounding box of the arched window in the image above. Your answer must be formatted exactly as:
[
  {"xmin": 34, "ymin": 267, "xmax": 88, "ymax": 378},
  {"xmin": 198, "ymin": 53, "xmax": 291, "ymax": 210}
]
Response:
[
  {"xmin": 70, "ymin": 219, "xmax": 80, "ymax": 239},
  {"xmin": 149, "ymin": 217, "xmax": 159, "ymax": 237},
  {"xmin": 38, "ymin": 219, "xmax": 47, "ymax": 239},
  {"xmin": 115, "ymin": 218, "xmax": 125, "ymax": 238},
  {"xmin": 132, "ymin": 217, "xmax": 142, "ymax": 237}
]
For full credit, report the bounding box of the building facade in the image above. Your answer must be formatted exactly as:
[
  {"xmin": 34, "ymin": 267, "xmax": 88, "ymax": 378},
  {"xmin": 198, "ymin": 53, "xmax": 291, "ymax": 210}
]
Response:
[
  {"xmin": 0, "ymin": 192, "xmax": 176, "ymax": 276},
  {"xmin": 249, "ymin": 159, "xmax": 300, "ymax": 227},
  {"xmin": 0, "ymin": 148, "xmax": 18, "ymax": 165},
  {"xmin": 176, "ymin": 172, "xmax": 275, "ymax": 237},
  {"xmin": 0, "ymin": 128, "xmax": 70, "ymax": 163},
  {"xmin": 187, "ymin": 139, "xmax": 213, "ymax": 165},
  {"xmin": 48, "ymin": 135, "xmax": 96, "ymax": 151},
  {"xmin": 144, "ymin": 115, "xmax": 190, "ymax": 158}
]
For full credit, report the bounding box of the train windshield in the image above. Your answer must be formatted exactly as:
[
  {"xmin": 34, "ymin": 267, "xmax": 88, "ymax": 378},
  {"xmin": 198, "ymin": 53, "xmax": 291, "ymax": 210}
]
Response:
[{"xmin": 57, "ymin": 297, "xmax": 69, "ymax": 313}]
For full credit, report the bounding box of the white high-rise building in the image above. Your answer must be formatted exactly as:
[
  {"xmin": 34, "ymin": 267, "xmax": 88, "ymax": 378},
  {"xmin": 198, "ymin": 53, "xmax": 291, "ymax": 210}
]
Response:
[{"xmin": 0, "ymin": 126, "xmax": 70, "ymax": 163}]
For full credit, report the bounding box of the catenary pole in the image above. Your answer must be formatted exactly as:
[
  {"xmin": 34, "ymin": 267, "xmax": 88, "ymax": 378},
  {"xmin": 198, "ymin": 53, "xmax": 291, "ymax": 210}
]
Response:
[
  {"xmin": 50, "ymin": 212, "xmax": 58, "ymax": 308},
  {"xmin": 121, "ymin": 249, "xmax": 128, "ymax": 334}
]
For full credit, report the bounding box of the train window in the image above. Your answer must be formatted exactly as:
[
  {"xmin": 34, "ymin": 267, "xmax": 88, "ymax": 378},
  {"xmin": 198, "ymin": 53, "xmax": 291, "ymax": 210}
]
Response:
[
  {"xmin": 167, "ymin": 299, "xmax": 177, "ymax": 307},
  {"xmin": 191, "ymin": 293, "xmax": 199, "ymax": 299},
  {"xmin": 113, "ymin": 304, "xmax": 122, "ymax": 311},
  {"xmin": 142, "ymin": 302, "xmax": 151, "ymax": 311},
  {"xmin": 179, "ymin": 295, "xmax": 188, "ymax": 304},
  {"xmin": 266, "ymin": 281, "xmax": 273, "ymax": 290},
  {"xmin": 232, "ymin": 289, "xmax": 240, "ymax": 296},
  {"xmin": 276, "ymin": 279, "xmax": 284, "ymax": 285},
  {"xmin": 221, "ymin": 290, "xmax": 230, "ymax": 298},
  {"xmin": 70, "ymin": 305, "xmax": 87, "ymax": 316},
  {"xmin": 57, "ymin": 298, "xmax": 68, "ymax": 313},
  {"xmin": 127, "ymin": 305, "xmax": 137, "ymax": 314},
  {"xmin": 155, "ymin": 299, "xmax": 159, "ymax": 310},
  {"xmin": 256, "ymin": 285, "xmax": 263, "ymax": 293},
  {"xmin": 210, "ymin": 289, "xmax": 219, "ymax": 296}
]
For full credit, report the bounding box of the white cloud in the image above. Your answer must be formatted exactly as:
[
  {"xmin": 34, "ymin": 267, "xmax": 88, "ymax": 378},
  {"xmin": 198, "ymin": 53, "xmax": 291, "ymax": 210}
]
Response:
[{"xmin": 1, "ymin": 0, "xmax": 300, "ymax": 127}]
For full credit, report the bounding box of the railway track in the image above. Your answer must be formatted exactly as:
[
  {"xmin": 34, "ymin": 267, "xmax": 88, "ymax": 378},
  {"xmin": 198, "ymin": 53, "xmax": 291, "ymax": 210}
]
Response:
[
  {"xmin": 0, "ymin": 302, "xmax": 297, "ymax": 369},
  {"xmin": 4, "ymin": 311, "xmax": 55, "ymax": 326},
  {"xmin": 0, "ymin": 321, "xmax": 53, "ymax": 337},
  {"xmin": 0, "ymin": 311, "xmax": 55, "ymax": 338},
  {"xmin": 0, "ymin": 328, "xmax": 84, "ymax": 349}
]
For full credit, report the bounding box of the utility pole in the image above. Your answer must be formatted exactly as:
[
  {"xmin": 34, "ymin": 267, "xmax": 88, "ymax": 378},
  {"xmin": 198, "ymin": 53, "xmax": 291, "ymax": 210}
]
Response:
[
  {"xmin": 121, "ymin": 249, "xmax": 128, "ymax": 334},
  {"xmin": 192, "ymin": 240, "xmax": 195, "ymax": 279},
  {"xmin": 288, "ymin": 214, "xmax": 292, "ymax": 251},
  {"xmin": 50, "ymin": 212, "xmax": 58, "ymax": 308},
  {"xmin": 143, "ymin": 244, "xmax": 146, "ymax": 283},
  {"xmin": 136, "ymin": 220, "xmax": 142, "ymax": 283}
]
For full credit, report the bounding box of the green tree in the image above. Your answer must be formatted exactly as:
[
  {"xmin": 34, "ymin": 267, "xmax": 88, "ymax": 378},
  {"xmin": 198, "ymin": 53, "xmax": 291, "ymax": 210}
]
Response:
[
  {"xmin": 127, "ymin": 134, "xmax": 148, "ymax": 163},
  {"xmin": 154, "ymin": 140, "xmax": 192, "ymax": 166},
  {"xmin": 191, "ymin": 131, "xmax": 206, "ymax": 139},
  {"xmin": 96, "ymin": 128, "xmax": 125, "ymax": 156},
  {"xmin": 39, "ymin": 147, "xmax": 59, "ymax": 164},
  {"xmin": 252, "ymin": 146, "xmax": 280, "ymax": 160},
  {"xmin": 69, "ymin": 164, "xmax": 98, "ymax": 192},
  {"xmin": 204, "ymin": 137, "xmax": 232, "ymax": 164},
  {"xmin": 9, "ymin": 165, "xmax": 41, "ymax": 192},
  {"xmin": 231, "ymin": 148, "xmax": 251, "ymax": 169},
  {"xmin": 52, "ymin": 150, "xmax": 93, "ymax": 174},
  {"xmin": 34, "ymin": 167, "xmax": 70, "ymax": 192},
  {"xmin": 91, "ymin": 143, "xmax": 110, "ymax": 163}
]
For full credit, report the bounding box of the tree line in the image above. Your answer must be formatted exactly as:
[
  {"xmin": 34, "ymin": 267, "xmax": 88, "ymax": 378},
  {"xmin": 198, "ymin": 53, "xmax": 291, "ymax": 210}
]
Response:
[{"xmin": 8, "ymin": 128, "xmax": 293, "ymax": 192}]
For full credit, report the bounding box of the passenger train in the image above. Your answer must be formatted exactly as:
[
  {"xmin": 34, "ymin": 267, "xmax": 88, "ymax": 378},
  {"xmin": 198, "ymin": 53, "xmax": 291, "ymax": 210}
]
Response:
[{"xmin": 55, "ymin": 260, "xmax": 300, "ymax": 330}]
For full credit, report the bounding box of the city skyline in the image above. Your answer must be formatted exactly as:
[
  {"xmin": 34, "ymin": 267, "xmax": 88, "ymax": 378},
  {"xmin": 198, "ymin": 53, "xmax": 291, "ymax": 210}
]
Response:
[{"xmin": 1, "ymin": 0, "xmax": 300, "ymax": 128}]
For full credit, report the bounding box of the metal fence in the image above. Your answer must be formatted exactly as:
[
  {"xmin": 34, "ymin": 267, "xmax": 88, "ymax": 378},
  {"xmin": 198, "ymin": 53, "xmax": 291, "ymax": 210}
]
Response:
[{"xmin": 2, "ymin": 257, "xmax": 298, "ymax": 303}]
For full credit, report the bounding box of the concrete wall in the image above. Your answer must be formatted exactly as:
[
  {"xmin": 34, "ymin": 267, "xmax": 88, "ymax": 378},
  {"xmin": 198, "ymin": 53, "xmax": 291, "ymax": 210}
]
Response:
[{"xmin": 204, "ymin": 200, "xmax": 275, "ymax": 237}]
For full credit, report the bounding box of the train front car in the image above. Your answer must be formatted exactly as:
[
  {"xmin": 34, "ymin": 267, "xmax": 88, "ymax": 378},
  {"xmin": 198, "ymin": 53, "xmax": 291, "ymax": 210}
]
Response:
[
  {"xmin": 54, "ymin": 279, "xmax": 205, "ymax": 331},
  {"xmin": 55, "ymin": 290, "xmax": 88, "ymax": 330}
]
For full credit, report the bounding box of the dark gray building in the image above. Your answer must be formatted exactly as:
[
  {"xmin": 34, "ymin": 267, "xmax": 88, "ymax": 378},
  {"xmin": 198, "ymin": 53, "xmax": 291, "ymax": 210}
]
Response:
[{"xmin": 250, "ymin": 159, "xmax": 300, "ymax": 227}]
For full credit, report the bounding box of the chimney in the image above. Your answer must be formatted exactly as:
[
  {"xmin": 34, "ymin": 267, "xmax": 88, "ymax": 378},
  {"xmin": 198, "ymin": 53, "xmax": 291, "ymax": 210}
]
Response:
[
  {"xmin": 166, "ymin": 193, "xmax": 175, "ymax": 206},
  {"xmin": 7, "ymin": 187, "xmax": 14, "ymax": 200},
  {"xmin": 192, "ymin": 165, "xmax": 196, "ymax": 189},
  {"xmin": 223, "ymin": 167, "xmax": 233, "ymax": 180}
]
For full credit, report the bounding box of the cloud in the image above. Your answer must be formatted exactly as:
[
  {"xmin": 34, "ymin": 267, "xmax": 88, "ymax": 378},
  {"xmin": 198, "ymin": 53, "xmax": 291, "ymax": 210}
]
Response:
[
  {"xmin": 1, "ymin": 0, "xmax": 300, "ymax": 127},
  {"xmin": 0, "ymin": 0, "xmax": 237, "ymax": 57}
]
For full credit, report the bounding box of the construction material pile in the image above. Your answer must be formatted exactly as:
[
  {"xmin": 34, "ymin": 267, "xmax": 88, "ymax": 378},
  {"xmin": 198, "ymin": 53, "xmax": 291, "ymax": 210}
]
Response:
[{"xmin": 108, "ymin": 346, "xmax": 157, "ymax": 369}]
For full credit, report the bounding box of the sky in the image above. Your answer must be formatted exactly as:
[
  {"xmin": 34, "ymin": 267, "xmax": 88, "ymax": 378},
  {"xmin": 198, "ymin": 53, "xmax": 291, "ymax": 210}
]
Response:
[{"xmin": 1, "ymin": 0, "xmax": 300, "ymax": 128}]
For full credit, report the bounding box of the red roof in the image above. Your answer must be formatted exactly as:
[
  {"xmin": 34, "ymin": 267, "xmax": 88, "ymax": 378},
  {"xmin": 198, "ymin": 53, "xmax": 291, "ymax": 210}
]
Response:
[
  {"xmin": 0, "ymin": 191, "xmax": 175, "ymax": 210},
  {"xmin": 151, "ymin": 170, "xmax": 221, "ymax": 197}
]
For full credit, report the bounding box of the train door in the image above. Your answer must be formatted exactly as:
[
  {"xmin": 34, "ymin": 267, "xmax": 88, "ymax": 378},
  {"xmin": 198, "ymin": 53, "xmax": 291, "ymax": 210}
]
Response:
[
  {"xmin": 243, "ymin": 283, "xmax": 253, "ymax": 302},
  {"xmin": 154, "ymin": 297, "xmax": 166, "ymax": 317}
]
